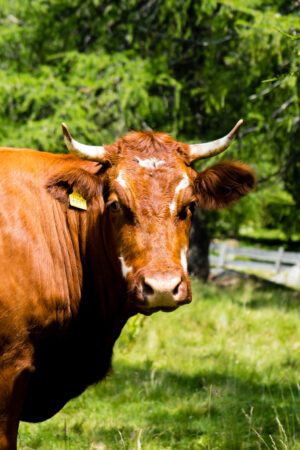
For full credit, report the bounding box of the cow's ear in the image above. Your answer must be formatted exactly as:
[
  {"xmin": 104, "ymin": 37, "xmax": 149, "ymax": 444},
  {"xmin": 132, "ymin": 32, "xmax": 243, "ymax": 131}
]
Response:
[
  {"xmin": 46, "ymin": 168, "xmax": 103, "ymax": 209},
  {"xmin": 194, "ymin": 160, "xmax": 256, "ymax": 209}
]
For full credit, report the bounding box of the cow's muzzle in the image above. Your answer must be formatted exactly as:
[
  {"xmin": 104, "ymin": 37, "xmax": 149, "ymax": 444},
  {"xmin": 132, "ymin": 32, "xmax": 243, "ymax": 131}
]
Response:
[{"xmin": 136, "ymin": 270, "xmax": 191, "ymax": 311}]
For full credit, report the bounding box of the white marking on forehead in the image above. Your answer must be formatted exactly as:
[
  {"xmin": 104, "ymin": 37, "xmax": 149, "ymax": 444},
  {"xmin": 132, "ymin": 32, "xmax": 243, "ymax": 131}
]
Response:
[
  {"xmin": 170, "ymin": 174, "xmax": 190, "ymax": 214},
  {"xmin": 119, "ymin": 256, "xmax": 132, "ymax": 279},
  {"xmin": 116, "ymin": 170, "xmax": 127, "ymax": 189},
  {"xmin": 136, "ymin": 157, "xmax": 165, "ymax": 169},
  {"xmin": 181, "ymin": 247, "xmax": 188, "ymax": 273},
  {"xmin": 175, "ymin": 173, "xmax": 190, "ymax": 194}
]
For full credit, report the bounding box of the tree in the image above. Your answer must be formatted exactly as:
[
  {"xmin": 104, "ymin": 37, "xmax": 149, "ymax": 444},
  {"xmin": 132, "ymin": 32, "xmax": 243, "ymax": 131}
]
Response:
[{"xmin": 0, "ymin": 0, "xmax": 299, "ymax": 277}]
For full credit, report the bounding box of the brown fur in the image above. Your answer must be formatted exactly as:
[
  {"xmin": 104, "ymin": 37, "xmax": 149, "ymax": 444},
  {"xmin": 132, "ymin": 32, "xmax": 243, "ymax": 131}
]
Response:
[
  {"xmin": 195, "ymin": 160, "xmax": 256, "ymax": 209},
  {"xmin": 0, "ymin": 133, "xmax": 254, "ymax": 449}
]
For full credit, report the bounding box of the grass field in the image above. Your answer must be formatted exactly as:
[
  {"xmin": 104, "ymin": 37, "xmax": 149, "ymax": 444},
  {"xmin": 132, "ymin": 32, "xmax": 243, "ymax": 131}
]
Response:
[{"xmin": 18, "ymin": 278, "xmax": 300, "ymax": 449}]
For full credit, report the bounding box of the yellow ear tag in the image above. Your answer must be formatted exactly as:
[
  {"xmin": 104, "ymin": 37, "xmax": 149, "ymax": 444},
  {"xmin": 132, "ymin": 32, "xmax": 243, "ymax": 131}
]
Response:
[{"xmin": 69, "ymin": 188, "xmax": 87, "ymax": 210}]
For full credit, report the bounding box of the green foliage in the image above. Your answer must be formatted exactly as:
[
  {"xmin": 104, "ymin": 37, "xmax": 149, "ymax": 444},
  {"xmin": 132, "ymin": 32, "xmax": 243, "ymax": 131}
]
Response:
[
  {"xmin": 0, "ymin": 0, "xmax": 299, "ymax": 236},
  {"xmin": 0, "ymin": 51, "xmax": 179, "ymax": 150},
  {"xmin": 117, "ymin": 313, "xmax": 146, "ymax": 350},
  {"xmin": 260, "ymin": 188, "xmax": 298, "ymax": 234},
  {"xmin": 18, "ymin": 279, "xmax": 300, "ymax": 448}
]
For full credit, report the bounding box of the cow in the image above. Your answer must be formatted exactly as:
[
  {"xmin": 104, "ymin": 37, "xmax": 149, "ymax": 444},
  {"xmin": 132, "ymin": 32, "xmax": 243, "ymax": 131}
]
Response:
[{"xmin": 0, "ymin": 120, "xmax": 255, "ymax": 449}]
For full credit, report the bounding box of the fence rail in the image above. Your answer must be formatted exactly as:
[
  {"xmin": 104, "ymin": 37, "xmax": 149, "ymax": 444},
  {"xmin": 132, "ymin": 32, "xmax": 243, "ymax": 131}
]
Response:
[{"xmin": 209, "ymin": 242, "xmax": 300, "ymax": 274}]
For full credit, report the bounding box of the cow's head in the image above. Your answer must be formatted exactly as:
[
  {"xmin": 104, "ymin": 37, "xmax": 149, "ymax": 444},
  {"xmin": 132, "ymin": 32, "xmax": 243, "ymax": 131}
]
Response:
[{"xmin": 49, "ymin": 121, "xmax": 255, "ymax": 315}]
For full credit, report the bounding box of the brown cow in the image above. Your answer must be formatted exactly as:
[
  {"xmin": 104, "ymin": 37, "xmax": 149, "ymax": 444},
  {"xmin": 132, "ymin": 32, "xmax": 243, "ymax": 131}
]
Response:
[{"xmin": 0, "ymin": 120, "xmax": 255, "ymax": 449}]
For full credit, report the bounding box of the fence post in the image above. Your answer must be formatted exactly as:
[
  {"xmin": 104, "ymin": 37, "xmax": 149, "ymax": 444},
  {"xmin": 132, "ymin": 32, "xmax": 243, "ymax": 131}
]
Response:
[
  {"xmin": 218, "ymin": 242, "xmax": 228, "ymax": 269},
  {"xmin": 274, "ymin": 246, "xmax": 284, "ymax": 274}
]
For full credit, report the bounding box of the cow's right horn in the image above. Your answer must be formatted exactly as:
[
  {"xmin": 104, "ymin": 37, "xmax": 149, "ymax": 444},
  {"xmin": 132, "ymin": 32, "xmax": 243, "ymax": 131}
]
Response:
[
  {"xmin": 188, "ymin": 119, "xmax": 243, "ymax": 163},
  {"xmin": 62, "ymin": 123, "xmax": 107, "ymax": 162}
]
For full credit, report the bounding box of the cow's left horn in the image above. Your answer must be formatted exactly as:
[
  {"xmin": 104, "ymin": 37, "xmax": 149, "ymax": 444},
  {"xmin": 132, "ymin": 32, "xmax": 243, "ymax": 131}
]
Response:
[
  {"xmin": 188, "ymin": 119, "xmax": 243, "ymax": 163},
  {"xmin": 62, "ymin": 123, "xmax": 106, "ymax": 162}
]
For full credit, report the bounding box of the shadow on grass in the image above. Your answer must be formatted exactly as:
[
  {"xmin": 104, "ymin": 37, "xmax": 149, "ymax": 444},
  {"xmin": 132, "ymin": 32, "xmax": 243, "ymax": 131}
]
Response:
[
  {"xmin": 238, "ymin": 281, "xmax": 300, "ymax": 310},
  {"xmin": 91, "ymin": 362, "xmax": 300, "ymax": 448},
  {"xmin": 208, "ymin": 275, "xmax": 300, "ymax": 310},
  {"xmin": 19, "ymin": 362, "xmax": 299, "ymax": 449}
]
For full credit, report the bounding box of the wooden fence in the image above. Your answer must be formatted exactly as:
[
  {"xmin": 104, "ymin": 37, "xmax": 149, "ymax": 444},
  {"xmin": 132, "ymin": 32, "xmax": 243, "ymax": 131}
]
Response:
[{"xmin": 209, "ymin": 242, "xmax": 300, "ymax": 274}]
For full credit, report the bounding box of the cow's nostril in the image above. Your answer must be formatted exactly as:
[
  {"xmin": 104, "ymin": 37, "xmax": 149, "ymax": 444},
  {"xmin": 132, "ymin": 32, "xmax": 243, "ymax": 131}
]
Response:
[
  {"xmin": 172, "ymin": 279, "xmax": 181, "ymax": 296},
  {"xmin": 142, "ymin": 279, "xmax": 154, "ymax": 296}
]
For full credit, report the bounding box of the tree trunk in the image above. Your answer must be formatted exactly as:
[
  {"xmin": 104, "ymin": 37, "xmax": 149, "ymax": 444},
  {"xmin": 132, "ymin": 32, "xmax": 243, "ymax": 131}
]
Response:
[{"xmin": 188, "ymin": 209, "xmax": 211, "ymax": 281}]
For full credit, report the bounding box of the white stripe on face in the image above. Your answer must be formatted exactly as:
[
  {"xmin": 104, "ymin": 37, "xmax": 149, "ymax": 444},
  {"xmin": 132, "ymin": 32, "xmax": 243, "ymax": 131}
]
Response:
[
  {"xmin": 136, "ymin": 157, "xmax": 165, "ymax": 169},
  {"xmin": 170, "ymin": 174, "xmax": 190, "ymax": 214},
  {"xmin": 116, "ymin": 170, "xmax": 127, "ymax": 189},
  {"xmin": 119, "ymin": 256, "xmax": 132, "ymax": 279},
  {"xmin": 181, "ymin": 247, "xmax": 188, "ymax": 273}
]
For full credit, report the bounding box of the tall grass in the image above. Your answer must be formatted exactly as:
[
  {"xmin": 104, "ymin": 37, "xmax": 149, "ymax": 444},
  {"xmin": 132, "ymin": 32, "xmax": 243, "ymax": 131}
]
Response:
[{"xmin": 19, "ymin": 279, "xmax": 300, "ymax": 449}]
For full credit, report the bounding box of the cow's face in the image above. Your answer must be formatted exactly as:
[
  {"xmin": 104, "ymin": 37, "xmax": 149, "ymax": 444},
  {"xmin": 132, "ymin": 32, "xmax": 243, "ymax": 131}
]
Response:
[
  {"xmin": 53, "ymin": 122, "xmax": 255, "ymax": 314},
  {"xmin": 104, "ymin": 133, "xmax": 196, "ymax": 314}
]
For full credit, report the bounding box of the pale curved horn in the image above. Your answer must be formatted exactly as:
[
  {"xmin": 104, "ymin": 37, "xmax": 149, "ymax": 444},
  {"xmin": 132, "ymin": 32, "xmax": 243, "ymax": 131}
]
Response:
[
  {"xmin": 188, "ymin": 119, "xmax": 243, "ymax": 162},
  {"xmin": 62, "ymin": 123, "xmax": 107, "ymax": 162}
]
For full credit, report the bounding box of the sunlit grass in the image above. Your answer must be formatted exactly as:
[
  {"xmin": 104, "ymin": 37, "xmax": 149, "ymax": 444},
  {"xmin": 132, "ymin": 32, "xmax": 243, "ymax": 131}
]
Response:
[{"xmin": 19, "ymin": 279, "xmax": 300, "ymax": 449}]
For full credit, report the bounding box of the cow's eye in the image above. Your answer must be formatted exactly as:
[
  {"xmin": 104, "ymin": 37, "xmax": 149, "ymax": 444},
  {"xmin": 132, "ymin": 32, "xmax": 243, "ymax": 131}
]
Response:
[
  {"xmin": 178, "ymin": 207, "xmax": 188, "ymax": 220},
  {"xmin": 178, "ymin": 202, "xmax": 195, "ymax": 220},
  {"xmin": 109, "ymin": 201, "xmax": 121, "ymax": 213}
]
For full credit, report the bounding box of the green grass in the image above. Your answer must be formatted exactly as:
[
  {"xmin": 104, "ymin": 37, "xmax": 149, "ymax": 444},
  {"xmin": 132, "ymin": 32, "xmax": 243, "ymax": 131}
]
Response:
[{"xmin": 18, "ymin": 279, "xmax": 300, "ymax": 449}]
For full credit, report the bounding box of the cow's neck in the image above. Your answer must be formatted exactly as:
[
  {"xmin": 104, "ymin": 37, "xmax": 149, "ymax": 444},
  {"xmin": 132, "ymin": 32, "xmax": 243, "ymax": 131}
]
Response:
[{"xmin": 75, "ymin": 206, "xmax": 131, "ymax": 345}]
